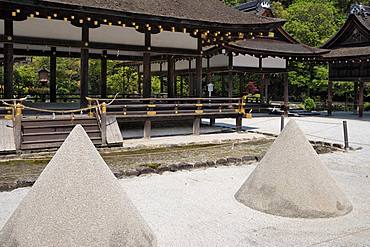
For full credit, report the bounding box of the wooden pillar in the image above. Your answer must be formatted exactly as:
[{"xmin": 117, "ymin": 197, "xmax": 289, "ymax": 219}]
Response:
[
  {"xmin": 143, "ymin": 32, "xmax": 151, "ymax": 98},
  {"xmin": 228, "ymin": 53, "xmax": 233, "ymax": 98},
  {"xmin": 4, "ymin": 18, "xmax": 14, "ymax": 99},
  {"xmin": 327, "ymin": 80, "xmax": 333, "ymax": 116},
  {"xmin": 221, "ymin": 74, "xmax": 226, "ymax": 97},
  {"xmin": 144, "ymin": 119, "xmax": 151, "ymax": 139},
  {"xmin": 137, "ymin": 65, "xmax": 142, "ymax": 95},
  {"xmin": 236, "ymin": 115, "xmax": 243, "ymax": 133},
  {"xmin": 206, "ymin": 57, "xmax": 211, "ymax": 85},
  {"xmin": 283, "ymin": 73, "xmax": 289, "ymax": 116},
  {"xmin": 188, "ymin": 59, "xmax": 194, "ymax": 96},
  {"xmin": 180, "ymin": 75, "xmax": 184, "ymax": 97},
  {"xmin": 174, "ymin": 75, "xmax": 178, "ymax": 97},
  {"xmin": 159, "ymin": 62, "xmax": 164, "ymax": 94},
  {"xmin": 50, "ymin": 47, "xmax": 57, "ymax": 102},
  {"xmin": 359, "ymin": 81, "xmax": 365, "ymax": 118},
  {"xmin": 101, "ymin": 102, "xmax": 107, "ymax": 145},
  {"xmin": 101, "ymin": 50, "xmax": 107, "ymax": 98},
  {"xmin": 239, "ymin": 74, "xmax": 243, "ymax": 96},
  {"xmin": 14, "ymin": 103, "xmax": 23, "ymax": 151},
  {"xmin": 80, "ymin": 26, "xmax": 89, "ymax": 107},
  {"xmin": 354, "ymin": 81, "xmax": 359, "ymax": 114},
  {"xmin": 195, "ymin": 37, "xmax": 203, "ymax": 97},
  {"xmin": 167, "ymin": 56, "xmax": 175, "ymax": 98},
  {"xmin": 193, "ymin": 117, "xmax": 201, "ymax": 135}
]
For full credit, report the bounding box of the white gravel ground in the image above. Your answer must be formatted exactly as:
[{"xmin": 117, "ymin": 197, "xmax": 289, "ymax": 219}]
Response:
[{"xmin": 1, "ymin": 113, "xmax": 369, "ymax": 246}]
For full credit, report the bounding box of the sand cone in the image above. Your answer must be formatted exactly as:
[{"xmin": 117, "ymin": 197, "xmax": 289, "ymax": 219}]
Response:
[
  {"xmin": 235, "ymin": 120, "xmax": 352, "ymax": 218},
  {"xmin": 0, "ymin": 125, "xmax": 156, "ymax": 246}
]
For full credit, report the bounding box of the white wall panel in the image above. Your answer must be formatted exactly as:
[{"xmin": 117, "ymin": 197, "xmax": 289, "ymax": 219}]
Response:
[
  {"xmin": 233, "ymin": 54, "xmax": 259, "ymax": 68},
  {"xmin": 14, "ymin": 18, "xmax": 81, "ymax": 40},
  {"xmin": 262, "ymin": 56, "xmax": 286, "ymax": 69}
]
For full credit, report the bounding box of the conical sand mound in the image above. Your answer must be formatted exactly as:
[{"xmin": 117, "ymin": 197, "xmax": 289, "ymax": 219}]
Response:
[
  {"xmin": 0, "ymin": 125, "xmax": 156, "ymax": 246},
  {"xmin": 235, "ymin": 120, "xmax": 352, "ymax": 218}
]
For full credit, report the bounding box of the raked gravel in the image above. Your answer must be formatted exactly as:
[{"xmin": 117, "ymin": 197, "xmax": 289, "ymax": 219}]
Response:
[{"xmin": 0, "ymin": 113, "xmax": 369, "ymax": 246}]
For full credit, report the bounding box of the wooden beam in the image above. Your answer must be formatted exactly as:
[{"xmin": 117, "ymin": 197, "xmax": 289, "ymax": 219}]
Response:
[
  {"xmin": 195, "ymin": 37, "xmax": 203, "ymax": 97},
  {"xmin": 0, "ymin": 35, "xmax": 199, "ymax": 56},
  {"xmin": 359, "ymin": 81, "xmax": 365, "ymax": 118},
  {"xmin": 3, "ymin": 18, "xmax": 13, "ymax": 99},
  {"xmin": 50, "ymin": 47, "xmax": 57, "ymax": 102},
  {"xmin": 101, "ymin": 50, "xmax": 107, "ymax": 98},
  {"xmin": 327, "ymin": 80, "xmax": 333, "ymax": 116},
  {"xmin": 228, "ymin": 53, "xmax": 233, "ymax": 98},
  {"xmin": 80, "ymin": 25, "xmax": 89, "ymax": 107},
  {"xmin": 283, "ymin": 73, "xmax": 289, "ymax": 116},
  {"xmin": 143, "ymin": 32, "xmax": 152, "ymax": 98}
]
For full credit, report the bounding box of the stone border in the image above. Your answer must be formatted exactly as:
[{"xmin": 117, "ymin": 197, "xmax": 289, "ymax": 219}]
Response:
[
  {"xmin": 114, "ymin": 155, "xmax": 259, "ymax": 179},
  {"xmin": 2, "ymin": 156, "xmax": 260, "ymax": 192},
  {"xmin": 246, "ymin": 130, "xmax": 360, "ymax": 151}
]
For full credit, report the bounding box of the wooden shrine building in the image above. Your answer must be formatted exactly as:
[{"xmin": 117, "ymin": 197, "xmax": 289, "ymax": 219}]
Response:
[
  {"xmin": 322, "ymin": 3, "xmax": 370, "ymax": 117},
  {"xmin": 134, "ymin": 0, "xmax": 328, "ymax": 113},
  {"xmin": 0, "ymin": 0, "xmax": 284, "ymax": 106}
]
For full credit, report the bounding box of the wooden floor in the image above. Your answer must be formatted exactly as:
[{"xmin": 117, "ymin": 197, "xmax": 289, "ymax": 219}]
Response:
[{"xmin": 0, "ymin": 120, "xmax": 16, "ymax": 153}]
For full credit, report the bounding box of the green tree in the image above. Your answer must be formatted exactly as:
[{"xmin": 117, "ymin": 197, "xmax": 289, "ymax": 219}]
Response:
[{"xmin": 284, "ymin": 0, "xmax": 342, "ymax": 47}]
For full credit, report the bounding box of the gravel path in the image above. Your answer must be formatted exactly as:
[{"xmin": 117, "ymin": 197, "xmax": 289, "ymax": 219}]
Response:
[{"xmin": 0, "ymin": 113, "xmax": 369, "ymax": 246}]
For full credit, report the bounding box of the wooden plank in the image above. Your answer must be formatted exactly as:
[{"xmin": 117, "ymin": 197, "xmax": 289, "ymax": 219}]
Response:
[
  {"xmin": 0, "ymin": 120, "xmax": 16, "ymax": 153},
  {"xmin": 106, "ymin": 116, "xmax": 123, "ymax": 145}
]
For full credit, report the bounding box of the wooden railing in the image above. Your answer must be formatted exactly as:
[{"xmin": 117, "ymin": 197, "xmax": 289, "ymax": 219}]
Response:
[{"xmin": 90, "ymin": 97, "xmax": 245, "ymax": 138}]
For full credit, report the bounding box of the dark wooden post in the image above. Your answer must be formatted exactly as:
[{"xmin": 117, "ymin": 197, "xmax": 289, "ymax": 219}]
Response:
[
  {"xmin": 239, "ymin": 74, "xmax": 243, "ymax": 97},
  {"xmin": 174, "ymin": 75, "xmax": 178, "ymax": 97},
  {"xmin": 228, "ymin": 53, "xmax": 233, "ymax": 98},
  {"xmin": 80, "ymin": 25, "xmax": 89, "ymax": 107},
  {"xmin": 159, "ymin": 62, "xmax": 164, "ymax": 94},
  {"xmin": 221, "ymin": 74, "xmax": 226, "ymax": 97},
  {"xmin": 167, "ymin": 56, "xmax": 175, "ymax": 98},
  {"xmin": 101, "ymin": 50, "xmax": 107, "ymax": 98},
  {"xmin": 195, "ymin": 37, "xmax": 203, "ymax": 97},
  {"xmin": 101, "ymin": 102, "xmax": 107, "ymax": 145},
  {"xmin": 358, "ymin": 81, "xmax": 365, "ymax": 118},
  {"xmin": 143, "ymin": 32, "xmax": 152, "ymax": 98},
  {"xmin": 4, "ymin": 18, "xmax": 14, "ymax": 99},
  {"xmin": 236, "ymin": 115, "xmax": 243, "ymax": 133},
  {"xmin": 188, "ymin": 59, "xmax": 194, "ymax": 97},
  {"xmin": 353, "ymin": 81, "xmax": 359, "ymax": 114},
  {"xmin": 283, "ymin": 73, "xmax": 289, "ymax": 116},
  {"xmin": 14, "ymin": 103, "xmax": 23, "ymax": 151},
  {"xmin": 206, "ymin": 56, "xmax": 211, "ymax": 85},
  {"xmin": 50, "ymin": 47, "xmax": 57, "ymax": 102},
  {"xmin": 327, "ymin": 80, "xmax": 333, "ymax": 116},
  {"xmin": 137, "ymin": 65, "xmax": 142, "ymax": 95},
  {"xmin": 180, "ymin": 75, "xmax": 184, "ymax": 97},
  {"xmin": 144, "ymin": 119, "xmax": 151, "ymax": 139},
  {"xmin": 193, "ymin": 117, "xmax": 201, "ymax": 135}
]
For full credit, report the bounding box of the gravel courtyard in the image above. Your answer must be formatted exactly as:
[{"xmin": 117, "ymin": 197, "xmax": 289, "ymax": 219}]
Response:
[{"xmin": 0, "ymin": 113, "xmax": 369, "ymax": 246}]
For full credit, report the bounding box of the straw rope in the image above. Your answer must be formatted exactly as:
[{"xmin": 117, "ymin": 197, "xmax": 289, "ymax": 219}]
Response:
[{"xmin": 1, "ymin": 93, "xmax": 119, "ymax": 115}]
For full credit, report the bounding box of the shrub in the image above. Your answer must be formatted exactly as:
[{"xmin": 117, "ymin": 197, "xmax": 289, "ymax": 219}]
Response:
[
  {"xmin": 364, "ymin": 102, "xmax": 370, "ymax": 111},
  {"xmin": 304, "ymin": 97, "xmax": 316, "ymax": 112}
]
